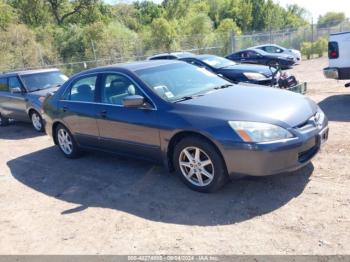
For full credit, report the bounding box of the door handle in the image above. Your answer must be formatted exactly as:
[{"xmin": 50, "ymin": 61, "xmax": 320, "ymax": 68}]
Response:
[
  {"xmin": 62, "ymin": 106, "xmax": 68, "ymax": 112},
  {"xmin": 100, "ymin": 110, "xmax": 107, "ymax": 118}
]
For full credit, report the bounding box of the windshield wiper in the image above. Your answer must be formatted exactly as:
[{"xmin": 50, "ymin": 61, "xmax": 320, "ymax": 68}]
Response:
[
  {"xmin": 30, "ymin": 84, "xmax": 62, "ymax": 92},
  {"xmin": 173, "ymin": 93, "xmax": 208, "ymax": 103},
  {"xmin": 213, "ymin": 84, "xmax": 234, "ymax": 90}
]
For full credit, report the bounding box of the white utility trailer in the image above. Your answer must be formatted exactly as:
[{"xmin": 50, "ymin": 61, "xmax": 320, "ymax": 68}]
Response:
[{"xmin": 323, "ymin": 31, "xmax": 350, "ymax": 87}]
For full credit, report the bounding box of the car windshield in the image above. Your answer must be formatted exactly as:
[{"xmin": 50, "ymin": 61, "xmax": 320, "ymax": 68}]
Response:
[
  {"xmin": 135, "ymin": 63, "xmax": 231, "ymax": 102},
  {"xmin": 198, "ymin": 56, "xmax": 236, "ymax": 69},
  {"xmin": 21, "ymin": 71, "xmax": 68, "ymax": 92}
]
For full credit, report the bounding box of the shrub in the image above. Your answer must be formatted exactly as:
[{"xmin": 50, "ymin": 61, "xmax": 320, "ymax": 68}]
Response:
[
  {"xmin": 301, "ymin": 37, "xmax": 328, "ymax": 59},
  {"xmin": 314, "ymin": 37, "xmax": 328, "ymax": 57},
  {"xmin": 301, "ymin": 41, "xmax": 313, "ymax": 59}
]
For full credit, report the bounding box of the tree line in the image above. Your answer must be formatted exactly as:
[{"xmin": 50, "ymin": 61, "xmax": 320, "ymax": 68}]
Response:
[{"xmin": 0, "ymin": 0, "xmax": 347, "ymax": 73}]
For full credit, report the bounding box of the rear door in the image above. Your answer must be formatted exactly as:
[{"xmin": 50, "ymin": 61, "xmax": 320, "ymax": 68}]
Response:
[
  {"xmin": 95, "ymin": 72, "xmax": 161, "ymax": 162},
  {"xmin": 58, "ymin": 74, "xmax": 100, "ymax": 148}
]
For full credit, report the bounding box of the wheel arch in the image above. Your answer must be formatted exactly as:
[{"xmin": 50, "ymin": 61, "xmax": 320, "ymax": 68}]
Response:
[
  {"xmin": 27, "ymin": 108, "xmax": 39, "ymax": 118},
  {"xmin": 166, "ymin": 130, "xmax": 227, "ymax": 172}
]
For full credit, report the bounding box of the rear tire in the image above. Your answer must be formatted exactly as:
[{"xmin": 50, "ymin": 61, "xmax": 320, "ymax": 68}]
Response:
[
  {"xmin": 55, "ymin": 124, "xmax": 80, "ymax": 158},
  {"xmin": 30, "ymin": 110, "xmax": 44, "ymax": 132},
  {"xmin": 0, "ymin": 113, "xmax": 9, "ymax": 127},
  {"xmin": 173, "ymin": 136, "xmax": 228, "ymax": 193}
]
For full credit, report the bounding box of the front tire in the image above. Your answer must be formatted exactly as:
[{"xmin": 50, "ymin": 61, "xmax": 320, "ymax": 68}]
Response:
[
  {"xmin": 173, "ymin": 136, "xmax": 228, "ymax": 193},
  {"xmin": 30, "ymin": 111, "xmax": 44, "ymax": 132},
  {"xmin": 0, "ymin": 113, "xmax": 9, "ymax": 127},
  {"xmin": 55, "ymin": 124, "xmax": 80, "ymax": 158}
]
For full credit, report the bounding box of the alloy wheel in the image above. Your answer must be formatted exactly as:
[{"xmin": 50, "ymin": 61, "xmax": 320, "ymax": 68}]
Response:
[
  {"xmin": 31, "ymin": 112, "xmax": 42, "ymax": 131},
  {"xmin": 57, "ymin": 128, "xmax": 73, "ymax": 155},
  {"xmin": 178, "ymin": 146, "xmax": 214, "ymax": 187}
]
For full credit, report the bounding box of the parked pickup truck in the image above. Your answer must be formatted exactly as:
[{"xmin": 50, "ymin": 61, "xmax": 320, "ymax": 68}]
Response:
[
  {"xmin": 0, "ymin": 68, "xmax": 68, "ymax": 131},
  {"xmin": 323, "ymin": 31, "xmax": 350, "ymax": 86}
]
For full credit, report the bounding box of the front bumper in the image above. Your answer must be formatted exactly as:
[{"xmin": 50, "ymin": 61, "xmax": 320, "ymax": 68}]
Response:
[
  {"xmin": 323, "ymin": 67, "xmax": 339, "ymax": 79},
  {"xmin": 324, "ymin": 67, "xmax": 350, "ymax": 80},
  {"xmin": 222, "ymin": 123, "xmax": 329, "ymax": 177}
]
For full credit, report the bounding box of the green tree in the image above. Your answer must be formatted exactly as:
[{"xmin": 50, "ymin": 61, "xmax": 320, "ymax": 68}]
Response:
[
  {"xmin": 0, "ymin": 24, "xmax": 41, "ymax": 70},
  {"xmin": 162, "ymin": 0, "xmax": 190, "ymax": 20},
  {"xmin": 9, "ymin": 0, "xmax": 50, "ymax": 26},
  {"xmin": 150, "ymin": 17, "xmax": 177, "ymax": 51},
  {"xmin": 112, "ymin": 3, "xmax": 140, "ymax": 31},
  {"xmin": 0, "ymin": 0, "xmax": 17, "ymax": 30},
  {"xmin": 46, "ymin": 0, "xmax": 98, "ymax": 25},
  {"xmin": 216, "ymin": 18, "xmax": 241, "ymax": 35},
  {"xmin": 134, "ymin": 0, "xmax": 162, "ymax": 25},
  {"xmin": 318, "ymin": 12, "xmax": 346, "ymax": 28}
]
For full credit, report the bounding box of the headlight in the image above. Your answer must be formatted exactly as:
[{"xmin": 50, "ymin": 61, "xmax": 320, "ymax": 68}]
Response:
[
  {"xmin": 243, "ymin": 72, "xmax": 268, "ymax": 81},
  {"xmin": 228, "ymin": 121, "xmax": 294, "ymax": 143}
]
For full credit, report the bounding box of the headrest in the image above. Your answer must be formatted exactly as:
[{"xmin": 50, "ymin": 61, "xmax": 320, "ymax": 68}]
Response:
[
  {"xmin": 128, "ymin": 85, "xmax": 136, "ymax": 95},
  {"xmin": 77, "ymin": 84, "xmax": 92, "ymax": 94}
]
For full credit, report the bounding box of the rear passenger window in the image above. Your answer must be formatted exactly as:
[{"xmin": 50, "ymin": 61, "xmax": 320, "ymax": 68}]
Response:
[
  {"xmin": 0, "ymin": 78, "xmax": 8, "ymax": 91},
  {"xmin": 68, "ymin": 75, "xmax": 97, "ymax": 102}
]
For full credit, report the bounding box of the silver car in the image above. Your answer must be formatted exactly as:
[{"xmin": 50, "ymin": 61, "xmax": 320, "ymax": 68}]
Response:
[
  {"xmin": 253, "ymin": 44, "xmax": 302, "ymax": 64},
  {"xmin": 0, "ymin": 68, "xmax": 68, "ymax": 131}
]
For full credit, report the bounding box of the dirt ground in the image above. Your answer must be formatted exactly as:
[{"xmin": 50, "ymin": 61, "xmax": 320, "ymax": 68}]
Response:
[{"xmin": 0, "ymin": 57, "xmax": 349, "ymax": 255}]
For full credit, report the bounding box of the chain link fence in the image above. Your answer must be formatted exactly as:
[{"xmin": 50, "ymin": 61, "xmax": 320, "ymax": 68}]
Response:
[{"xmin": 1, "ymin": 20, "xmax": 350, "ymax": 75}]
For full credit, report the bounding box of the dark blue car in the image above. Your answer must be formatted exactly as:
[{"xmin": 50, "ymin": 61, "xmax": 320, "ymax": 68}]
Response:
[
  {"xmin": 43, "ymin": 60, "xmax": 328, "ymax": 192},
  {"xmin": 226, "ymin": 48, "xmax": 296, "ymax": 69},
  {"xmin": 148, "ymin": 52, "xmax": 280, "ymax": 86},
  {"xmin": 179, "ymin": 54, "xmax": 280, "ymax": 86}
]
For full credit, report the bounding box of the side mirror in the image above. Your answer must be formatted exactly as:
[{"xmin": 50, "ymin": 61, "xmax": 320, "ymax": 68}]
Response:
[
  {"xmin": 123, "ymin": 95, "xmax": 145, "ymax": 108},
  {"xmin": 11, "ymin": 87, "xmax": 22, "ymax": 94}
]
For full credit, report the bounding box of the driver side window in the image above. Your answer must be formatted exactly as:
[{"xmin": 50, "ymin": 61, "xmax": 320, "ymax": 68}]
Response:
[
  {"xmin": 100, "ymin": 74, "xmax": 141, "ymax": 106},
  {"xmin": 9, "ymin": 77, "xmax": 23, "ymax": 92}
]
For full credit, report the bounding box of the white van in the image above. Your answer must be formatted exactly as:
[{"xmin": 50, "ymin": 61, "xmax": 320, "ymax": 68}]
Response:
[{"xmin": 323, "ymin": 31, "xmax": 350, "ymax": 85}]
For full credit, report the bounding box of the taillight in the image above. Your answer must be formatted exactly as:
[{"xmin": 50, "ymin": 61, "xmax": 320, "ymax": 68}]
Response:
[{"xmin": 328, "ymin": 42, "xmax": 339, "ymax": 59}]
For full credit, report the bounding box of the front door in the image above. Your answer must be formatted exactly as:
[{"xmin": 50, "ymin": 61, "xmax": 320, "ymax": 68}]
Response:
[
  {"xmin": 95, "ymin": 73, "xmax": 161, "ymax": 162},
  {"xmin": 6, "ymin": 77, "xmax": 28, "ymax": 121}
]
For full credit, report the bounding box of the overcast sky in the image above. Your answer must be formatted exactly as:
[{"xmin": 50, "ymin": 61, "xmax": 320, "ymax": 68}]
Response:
[{"xmin": 105, "ymin": 0, "xmax": 350, "ymax": 21}]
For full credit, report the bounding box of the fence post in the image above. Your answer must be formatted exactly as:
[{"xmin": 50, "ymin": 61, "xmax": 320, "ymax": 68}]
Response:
[
  {"xmin": 38, "ymin": 46, "xmax": 44, "ymax": 67},
  {"xmin": 230, "ymin": 31, "xmax": 236, "ymax": 53},
  {"xmin": 311, "ymin": 18, "xmax": 314, "ymax": 49},
  {"xmin": 90, "ymin": 40, "xmax": 97, "ymax": 66},
  {"xmin": 269, "ymin": 27, "xmax": 272, "ymax": 43}
]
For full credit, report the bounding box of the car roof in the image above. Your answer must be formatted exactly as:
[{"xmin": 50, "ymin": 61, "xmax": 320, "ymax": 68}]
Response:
[
  {"xmin": 73, "ymin": 60, "xmax": 186, "ymax": 77},
  {"xmin": 148, "ymin": 52, "xmax": 195, "ymax": 59},
  {"xmin": 0, "ymin": 68, "xmax": 60, "ymax": 78},
  {"xmin": 330, "ymin": 31, "xmax": 350, "ymax": 36},
  {"xmin": 244, "ymin": 48, "xmax": 266, "ymax": 54}
]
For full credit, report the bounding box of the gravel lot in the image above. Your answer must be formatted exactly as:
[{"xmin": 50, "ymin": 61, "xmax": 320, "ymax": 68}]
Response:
[{"xmin": 0, "ymin": 57, "xmax": 349, "ymax": 254}]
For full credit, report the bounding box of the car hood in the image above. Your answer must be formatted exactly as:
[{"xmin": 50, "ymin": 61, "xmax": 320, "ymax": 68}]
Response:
[
  {"xmin": 219, "ymin": 64, "xmax": 276, "ymax": 77},
  {"xmin": 29, "ymin": 86, "xmax": 60, "ymax": 97},
  {"xmin": 179, "ymin": 85, "xmax": 317, "ymax": 127}
]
